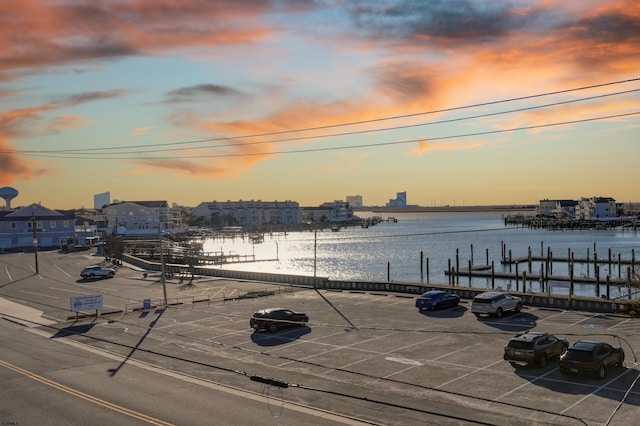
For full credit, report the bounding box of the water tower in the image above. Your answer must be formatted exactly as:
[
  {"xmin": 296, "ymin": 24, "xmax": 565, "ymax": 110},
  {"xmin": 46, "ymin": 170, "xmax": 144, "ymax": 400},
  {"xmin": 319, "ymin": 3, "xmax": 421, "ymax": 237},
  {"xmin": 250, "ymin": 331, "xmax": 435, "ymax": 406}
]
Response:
[{"xmin": 0, "ymin": 187, "xmax": 19, "ymax": 208}]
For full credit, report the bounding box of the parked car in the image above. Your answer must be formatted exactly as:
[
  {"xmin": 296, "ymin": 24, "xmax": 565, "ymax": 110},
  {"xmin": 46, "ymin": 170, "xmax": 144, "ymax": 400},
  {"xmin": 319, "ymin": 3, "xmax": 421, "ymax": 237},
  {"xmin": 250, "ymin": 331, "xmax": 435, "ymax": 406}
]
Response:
[
  {"xmin": 415, "ymin": 290, "xmax": 460, "ymax": 311},
  {"xmin": 471, "ymin": 291, "xmax": 522, "ymax": 318},
  {"xmin": 559, "ymin": 340, "xmax": 625, "ymax": 379},
  {"xmin": 250, "ymin": 308, "xmax": 309, "ymax": 333},
  {"xmin": 504, "ymin": 331, "xmax": 569, "ymax": 368},
  {"xmin": 80, "ymin": 265, "xmax": 115, "ymax": 279}
]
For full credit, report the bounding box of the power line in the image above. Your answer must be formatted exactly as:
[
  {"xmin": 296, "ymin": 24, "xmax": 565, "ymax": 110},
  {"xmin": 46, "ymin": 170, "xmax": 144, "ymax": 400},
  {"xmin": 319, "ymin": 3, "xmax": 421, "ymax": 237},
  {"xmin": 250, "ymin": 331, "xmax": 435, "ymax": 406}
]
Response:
[
  {"xmin": 15, "ymin": 87, "xmax": 640, "ymax": 156},
  {"xmin": 15, "ymin": 110, "xmax": 640, "ymax": 160}
]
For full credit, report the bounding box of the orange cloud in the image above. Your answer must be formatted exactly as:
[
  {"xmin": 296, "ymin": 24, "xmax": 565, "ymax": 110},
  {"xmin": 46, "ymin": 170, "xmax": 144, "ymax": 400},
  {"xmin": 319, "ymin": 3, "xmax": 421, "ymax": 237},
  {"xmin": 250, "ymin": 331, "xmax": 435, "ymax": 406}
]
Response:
[
  {"xmin": 0, "ymin": 1, "xmax": 275, "ymax": 80},
  {"xmin": 131, "ymin": 127, "xmax": 150, "ymax": 136},
  {"xmin": 410, "ymin": 140, "xmax": 487, "ymax": 156}
]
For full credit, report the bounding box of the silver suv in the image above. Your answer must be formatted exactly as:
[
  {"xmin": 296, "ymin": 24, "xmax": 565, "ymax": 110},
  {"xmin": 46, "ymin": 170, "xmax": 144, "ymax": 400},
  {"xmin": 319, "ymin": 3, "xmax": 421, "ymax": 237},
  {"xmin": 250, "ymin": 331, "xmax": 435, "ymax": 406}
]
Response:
[
  {"xmin": 80, "ymin": 265, "xmax": 116, "ymax": 279},
  {"xmin": 471, "ymin": 291, "xmax": 522, "ymax": 318}
]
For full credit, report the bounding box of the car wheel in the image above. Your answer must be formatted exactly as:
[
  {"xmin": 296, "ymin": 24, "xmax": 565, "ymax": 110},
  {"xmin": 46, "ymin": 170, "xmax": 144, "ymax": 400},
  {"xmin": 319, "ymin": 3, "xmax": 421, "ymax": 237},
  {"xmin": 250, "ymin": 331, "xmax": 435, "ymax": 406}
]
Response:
[
  {"xmin": 495, "ymin": 308, "xmax": 503, "ymax": 318},
  {"xmin": 89, "ymin": 273, "xmax": 95, "ymax": 279},
  {"xmin": 538, "ymin": 355, "xmax": 547, "ymax": 368},
  {"xmin": 615, "ymin": 355, "xmax": 624, "ymax": 368},
  {"xmin": 454, "ymin": 300, "xmax": 459, "ymax": 307},
  {"xmin": 108, "ymin": 272, "xmax": 115, "ymax": 278},
  {"xmin": 268, "ymin": 323, "xmax": 278, "ymax": 333},
  {"xmin": 515, "ymin": 302, "xmax": 522, "ymax": 313},
  {"xmin": 597, "ymin": 364, "xmax": 606, "ymax": 379}
]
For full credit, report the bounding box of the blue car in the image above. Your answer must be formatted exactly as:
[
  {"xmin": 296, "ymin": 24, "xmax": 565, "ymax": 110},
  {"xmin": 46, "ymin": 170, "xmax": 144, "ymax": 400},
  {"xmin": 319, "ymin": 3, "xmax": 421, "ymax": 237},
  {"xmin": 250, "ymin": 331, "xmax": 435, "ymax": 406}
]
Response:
[{"xmin": 415, "ymin": 290, "xmax": 460, "ymax": 311}]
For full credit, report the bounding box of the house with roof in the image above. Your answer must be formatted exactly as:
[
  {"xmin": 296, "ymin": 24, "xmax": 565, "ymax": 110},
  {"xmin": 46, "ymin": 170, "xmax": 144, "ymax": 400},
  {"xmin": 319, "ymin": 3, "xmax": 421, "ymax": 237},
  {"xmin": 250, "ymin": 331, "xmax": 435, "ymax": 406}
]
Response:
[
  {"xmin": 102, "ymin": 200, "xmax": 179, "ymax": 235},
  {"xmin": 0, "ymin": 203, "xmax": 75, "ymax": 251},
  {"xmin": 537, "ymin": 199, "xmax": 578, "ymax": 218},
  {"xmin": 575, "ymin": 197, "xmax": 618, "ymax": 220}
]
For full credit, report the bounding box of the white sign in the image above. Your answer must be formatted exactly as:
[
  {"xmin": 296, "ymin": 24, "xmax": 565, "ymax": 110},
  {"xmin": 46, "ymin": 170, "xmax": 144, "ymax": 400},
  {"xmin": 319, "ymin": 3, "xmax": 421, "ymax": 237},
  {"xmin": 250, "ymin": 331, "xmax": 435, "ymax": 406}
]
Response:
[{"xmin": 70, "ymin": 294, "xmax": 103, "ymax": 312}]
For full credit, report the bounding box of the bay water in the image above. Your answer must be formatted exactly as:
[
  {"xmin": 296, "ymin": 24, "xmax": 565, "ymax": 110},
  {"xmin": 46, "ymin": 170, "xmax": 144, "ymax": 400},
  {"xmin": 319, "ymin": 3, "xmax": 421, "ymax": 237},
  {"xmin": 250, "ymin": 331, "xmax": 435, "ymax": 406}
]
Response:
[{"xmin": 202, "ymin": 211, "xmax": 639, "ymax": 299}]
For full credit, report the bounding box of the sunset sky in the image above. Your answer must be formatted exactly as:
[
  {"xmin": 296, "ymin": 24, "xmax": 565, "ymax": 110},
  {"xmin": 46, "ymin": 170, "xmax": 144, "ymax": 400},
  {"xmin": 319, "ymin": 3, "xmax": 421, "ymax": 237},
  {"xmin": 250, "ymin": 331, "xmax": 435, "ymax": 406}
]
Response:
[{"xmin": 1, "ymin": 0, "xmax": 639, "ymax": 209}]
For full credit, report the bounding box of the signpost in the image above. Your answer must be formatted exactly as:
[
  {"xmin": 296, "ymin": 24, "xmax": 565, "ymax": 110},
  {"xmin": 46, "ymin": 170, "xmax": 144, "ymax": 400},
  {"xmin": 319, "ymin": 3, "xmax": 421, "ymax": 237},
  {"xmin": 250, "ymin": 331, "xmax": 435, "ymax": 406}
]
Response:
[{"xmin": 70, "ymin": 294, "xmax": 103, "ymax": 318}]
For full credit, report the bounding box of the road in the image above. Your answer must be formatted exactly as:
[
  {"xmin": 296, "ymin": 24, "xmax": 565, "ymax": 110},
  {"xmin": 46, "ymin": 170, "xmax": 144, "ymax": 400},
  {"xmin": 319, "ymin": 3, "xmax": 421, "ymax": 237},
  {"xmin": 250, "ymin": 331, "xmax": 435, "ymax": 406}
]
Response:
[{"xmin": 1, "ymin": 249, "xmax": 640, "ymax": 425}]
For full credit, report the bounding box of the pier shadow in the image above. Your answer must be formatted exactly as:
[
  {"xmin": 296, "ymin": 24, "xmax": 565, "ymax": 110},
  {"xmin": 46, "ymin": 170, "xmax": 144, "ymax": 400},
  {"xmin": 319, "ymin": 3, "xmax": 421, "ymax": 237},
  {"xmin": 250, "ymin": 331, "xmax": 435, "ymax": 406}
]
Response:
[{"xmin": 251, "ymin": 326, "xmax": 311, "ymax": 346}]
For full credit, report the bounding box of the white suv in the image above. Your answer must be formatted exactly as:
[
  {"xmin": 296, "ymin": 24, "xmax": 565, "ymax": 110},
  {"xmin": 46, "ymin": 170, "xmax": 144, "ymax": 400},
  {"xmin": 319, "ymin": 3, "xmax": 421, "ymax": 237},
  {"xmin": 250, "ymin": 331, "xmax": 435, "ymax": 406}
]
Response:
[
  {"xmin": 471, "ymin": 291, "xmax": 522, "ymax": 318},
  {"xmin": 80, "ymin": 265, "xmax": 116, "ymax": 279}
]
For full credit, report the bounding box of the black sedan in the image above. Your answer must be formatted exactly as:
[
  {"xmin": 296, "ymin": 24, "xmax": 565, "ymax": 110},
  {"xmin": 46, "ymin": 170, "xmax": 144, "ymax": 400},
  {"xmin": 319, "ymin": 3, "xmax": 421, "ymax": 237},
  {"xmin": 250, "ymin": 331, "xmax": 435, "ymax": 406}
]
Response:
[
  {"xmin": 250, "ymin": 308, "xmax": 309, "ymax": 333},
  {"xmin": 559, "ymin": 340, "xmax": 624, "ymax": 379},
  {"xmin": 415, "ymin": 290, "xmax": 460, "ymax": 311}
]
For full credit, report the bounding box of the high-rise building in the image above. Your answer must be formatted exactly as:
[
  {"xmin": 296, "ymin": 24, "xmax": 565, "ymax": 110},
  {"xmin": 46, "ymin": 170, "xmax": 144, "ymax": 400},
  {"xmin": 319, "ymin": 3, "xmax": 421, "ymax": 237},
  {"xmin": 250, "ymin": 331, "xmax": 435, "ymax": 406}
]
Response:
[
  {"xmin": 346, "ymin": 195, "xmax": 363, "ymax": 208},
  {"xmin": 94, "ymin": 191, "xmax": 110, "ymax": 210},
  {"xmin": 386, "ymin": 191, "xmax": 406, "ymax": 208}
]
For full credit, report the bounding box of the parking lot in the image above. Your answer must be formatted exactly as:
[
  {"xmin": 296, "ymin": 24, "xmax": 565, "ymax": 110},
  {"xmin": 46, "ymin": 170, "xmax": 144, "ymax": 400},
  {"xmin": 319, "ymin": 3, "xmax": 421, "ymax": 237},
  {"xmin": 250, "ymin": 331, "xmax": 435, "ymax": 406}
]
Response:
[{"xmin": 3, "ymin": 250, "xmax": 640, "ymax": 425}]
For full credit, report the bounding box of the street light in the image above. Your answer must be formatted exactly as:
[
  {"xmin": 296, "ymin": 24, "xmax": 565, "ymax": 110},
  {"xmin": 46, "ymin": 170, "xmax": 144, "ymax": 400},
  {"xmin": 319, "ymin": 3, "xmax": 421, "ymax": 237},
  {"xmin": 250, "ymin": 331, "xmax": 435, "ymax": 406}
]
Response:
[{"xmin": 31, "ymin": 208, "xmax": 39, "ymax": 274}]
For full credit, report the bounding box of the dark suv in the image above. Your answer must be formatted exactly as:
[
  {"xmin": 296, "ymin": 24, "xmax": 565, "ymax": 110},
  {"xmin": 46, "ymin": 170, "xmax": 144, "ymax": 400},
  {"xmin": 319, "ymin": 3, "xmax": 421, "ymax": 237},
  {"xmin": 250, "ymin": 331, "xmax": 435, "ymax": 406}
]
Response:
[
  {"xmin": 504, "ymin": 331, "xmax": 569, "ymax": 368},
  {"xmin": 250, "ymin": 308, "xmax": 309, "ymax": 333},
  {"xmin": 559, "ymin": 340, "xmax": 625, "ymax": 379}
]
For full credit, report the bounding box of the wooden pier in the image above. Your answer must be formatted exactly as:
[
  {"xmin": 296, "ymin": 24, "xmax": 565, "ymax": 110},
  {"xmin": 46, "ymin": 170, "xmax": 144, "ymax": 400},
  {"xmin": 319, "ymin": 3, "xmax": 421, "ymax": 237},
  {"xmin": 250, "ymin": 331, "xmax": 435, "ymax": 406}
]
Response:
[{"xmin": 445, "ymin": 242, "xmax": 640, "ymax": 300}]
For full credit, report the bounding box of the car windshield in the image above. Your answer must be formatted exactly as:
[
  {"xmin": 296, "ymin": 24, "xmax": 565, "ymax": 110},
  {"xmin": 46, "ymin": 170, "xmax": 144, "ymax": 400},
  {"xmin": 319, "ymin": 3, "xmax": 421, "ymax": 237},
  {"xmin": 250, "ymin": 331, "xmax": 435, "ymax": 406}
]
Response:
[
  {"xmin": 564, "ymin": 349, "xmax": 594, "ymax": 361},
  {"xmin": 473, "ymin": 298, "xmax": 493, "ymax": 304}
]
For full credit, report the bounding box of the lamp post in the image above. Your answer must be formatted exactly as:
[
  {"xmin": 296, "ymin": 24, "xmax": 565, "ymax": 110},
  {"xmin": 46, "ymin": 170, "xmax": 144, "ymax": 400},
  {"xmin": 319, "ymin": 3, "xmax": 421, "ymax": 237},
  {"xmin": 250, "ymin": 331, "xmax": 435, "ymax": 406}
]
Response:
[{"xmin": 31, "ymin": 208, "xmax": 39, "ymax": 274}]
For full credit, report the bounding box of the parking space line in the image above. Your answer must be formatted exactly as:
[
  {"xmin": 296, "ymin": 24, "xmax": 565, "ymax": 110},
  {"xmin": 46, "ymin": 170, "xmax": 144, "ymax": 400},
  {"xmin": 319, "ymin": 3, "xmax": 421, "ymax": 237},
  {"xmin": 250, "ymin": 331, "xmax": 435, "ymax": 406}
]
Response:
[
  {"xmin": 494, "ymin": 367, "xmax": 559, "ymax": 402},
  {"xmin": 431, "ymin": 343, "xmax": 481, "ymax": 362},
  {"xmin": 4, "ymin": 266, "xmax": 12, "ymax": 282},
  {"xmin": 20, "ymin": 290, "xmax": 58, "ymax": 299},
  {"xmin": 436, "ymin": 359, "xmax": 504, "ymax": 389},
  {"xmin": 54, "ymin": 264, "xmax": 71, "ymax": 277},
  {"xmin": 328, "ymin": 336, "xmax": 439, "ymax": 377},
  {"xmin": 559, "ymin": 368, "xmax": 635, "ymax": 415}
]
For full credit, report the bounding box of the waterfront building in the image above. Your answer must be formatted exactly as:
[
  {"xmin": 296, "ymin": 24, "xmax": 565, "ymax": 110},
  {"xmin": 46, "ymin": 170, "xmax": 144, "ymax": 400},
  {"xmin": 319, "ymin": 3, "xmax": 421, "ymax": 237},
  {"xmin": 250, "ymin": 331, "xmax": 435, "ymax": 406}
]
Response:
[
  {"xmin": 0, "ymin": 203, "xmax": 75, "ymax": 250},
  {"xmin": 191, "ymin": 200, "xmax": 301, "ymax": 229},
  {"xmin": 302, "ymin": 200, "xmax": 355, "ymax": 223},
  {"xmin": 103, "ymin": 200, "xmax": 176, "ymax": 235},
  {"xmin": 575, "ymin": 197, "xmax": 618, "ymax": 220},
  {"xmin": 537, "ymin": 199, "xmax": 578, "ymax": 217}
]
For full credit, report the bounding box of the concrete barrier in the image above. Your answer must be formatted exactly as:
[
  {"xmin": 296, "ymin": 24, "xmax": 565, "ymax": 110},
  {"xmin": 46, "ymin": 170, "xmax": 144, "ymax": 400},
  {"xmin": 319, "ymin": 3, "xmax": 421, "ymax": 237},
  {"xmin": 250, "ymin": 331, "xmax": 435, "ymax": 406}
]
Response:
[{"xmin": 121, "ymin": 254, "xmax": 631, "ymax": 314}]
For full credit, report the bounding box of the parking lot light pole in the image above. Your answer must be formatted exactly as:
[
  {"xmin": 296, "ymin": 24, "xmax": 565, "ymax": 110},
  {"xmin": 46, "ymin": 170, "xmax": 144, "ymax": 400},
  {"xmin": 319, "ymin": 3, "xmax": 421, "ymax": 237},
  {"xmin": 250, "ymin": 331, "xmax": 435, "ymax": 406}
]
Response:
[
  {"xmin": 32, "ymin": 208, "xmax": 39, "ymax": 274},
  {"xmin": 159, "ymin": 221, "xmax": 167, "ymax": 307}
]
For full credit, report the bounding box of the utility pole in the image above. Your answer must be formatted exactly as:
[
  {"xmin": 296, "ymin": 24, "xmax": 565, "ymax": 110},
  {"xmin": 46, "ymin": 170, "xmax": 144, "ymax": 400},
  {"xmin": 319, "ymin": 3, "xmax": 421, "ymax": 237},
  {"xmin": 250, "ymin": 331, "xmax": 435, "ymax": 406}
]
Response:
[
  {"xmin": 159, "ymin": 217, "xmax": 168, "ymax": 307},
  {"xmin": 31, "ymin": 208, "xmax": 39, "ymax": 274}
]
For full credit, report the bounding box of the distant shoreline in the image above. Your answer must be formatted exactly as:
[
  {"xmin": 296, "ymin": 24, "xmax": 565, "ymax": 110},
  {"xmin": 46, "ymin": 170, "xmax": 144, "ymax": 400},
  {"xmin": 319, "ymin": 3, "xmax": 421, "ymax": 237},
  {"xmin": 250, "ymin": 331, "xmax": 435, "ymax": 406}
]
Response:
[{"xmin": 363, "ymin": 205, "xmax": 537, "ymax": 213}]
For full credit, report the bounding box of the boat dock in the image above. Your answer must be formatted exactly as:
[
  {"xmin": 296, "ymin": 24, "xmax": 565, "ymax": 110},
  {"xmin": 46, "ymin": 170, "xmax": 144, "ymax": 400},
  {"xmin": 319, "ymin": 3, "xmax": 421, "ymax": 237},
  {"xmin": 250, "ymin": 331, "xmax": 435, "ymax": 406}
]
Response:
[{"xmin": 444, "ymin": 242, "xmax": 639, "ymax": 299}]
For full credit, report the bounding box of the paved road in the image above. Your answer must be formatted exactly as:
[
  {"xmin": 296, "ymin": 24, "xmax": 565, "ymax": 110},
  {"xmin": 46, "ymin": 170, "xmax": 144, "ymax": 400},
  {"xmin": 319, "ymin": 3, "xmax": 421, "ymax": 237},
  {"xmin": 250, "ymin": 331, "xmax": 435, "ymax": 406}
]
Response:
[{"xmin": 2, "ymin": 250, "xmax": 640, "ymax": 425}]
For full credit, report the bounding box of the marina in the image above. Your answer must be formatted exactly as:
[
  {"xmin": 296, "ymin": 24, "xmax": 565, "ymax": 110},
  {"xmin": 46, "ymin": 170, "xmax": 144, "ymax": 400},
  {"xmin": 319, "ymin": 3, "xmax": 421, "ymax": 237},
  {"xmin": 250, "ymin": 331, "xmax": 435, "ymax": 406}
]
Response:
[{"xmin": 113, "ymin": 211, "xmax": 640, "ymax": 300}]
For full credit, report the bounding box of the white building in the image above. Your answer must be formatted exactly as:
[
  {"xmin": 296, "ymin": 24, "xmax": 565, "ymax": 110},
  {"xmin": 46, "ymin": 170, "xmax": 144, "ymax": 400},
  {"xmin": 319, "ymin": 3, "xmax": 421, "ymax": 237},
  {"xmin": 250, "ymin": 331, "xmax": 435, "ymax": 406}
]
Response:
[
  {"xmin": 575, "ymin": 197, "xmax": 618, "ymax": 220},
  {"xmin": 302, "ymin": 200, "xmax": 355, "ymax": 223},
  {"xmin": 103, "ymin": 200, "xmax": 176, "ymax": 235},
  {"xmin": 191, "ymin": 200, "xmax": 301, "ymax": 228},
  {"xmin": 537, "ymin": 199, "xmax": 577, "ymax": 217}
]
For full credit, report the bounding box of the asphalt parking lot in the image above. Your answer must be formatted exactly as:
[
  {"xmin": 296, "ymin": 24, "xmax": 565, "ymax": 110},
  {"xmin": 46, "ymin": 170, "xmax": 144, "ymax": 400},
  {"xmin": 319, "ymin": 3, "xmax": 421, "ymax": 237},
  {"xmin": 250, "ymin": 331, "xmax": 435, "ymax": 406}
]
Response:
[{"xmin": 3, "ymin": 250, "xmax": 640, "ymax": 425}]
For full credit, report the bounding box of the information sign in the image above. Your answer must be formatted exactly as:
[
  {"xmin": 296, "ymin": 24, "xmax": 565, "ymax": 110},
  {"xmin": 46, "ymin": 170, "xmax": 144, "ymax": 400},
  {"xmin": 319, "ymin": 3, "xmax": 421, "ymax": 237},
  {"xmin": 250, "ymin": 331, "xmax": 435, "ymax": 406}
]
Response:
[{"xmin": 70, "ymin": 294, "xmax": 103, "ymax": 312}]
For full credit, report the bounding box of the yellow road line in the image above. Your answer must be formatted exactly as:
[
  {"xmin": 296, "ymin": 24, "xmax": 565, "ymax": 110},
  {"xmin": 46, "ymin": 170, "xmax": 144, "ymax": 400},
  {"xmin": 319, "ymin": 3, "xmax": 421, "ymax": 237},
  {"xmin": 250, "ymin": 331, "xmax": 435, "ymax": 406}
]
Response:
[{"xmin": 0, "ymin": 359, "xmax": 174, "ymax": 425}]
